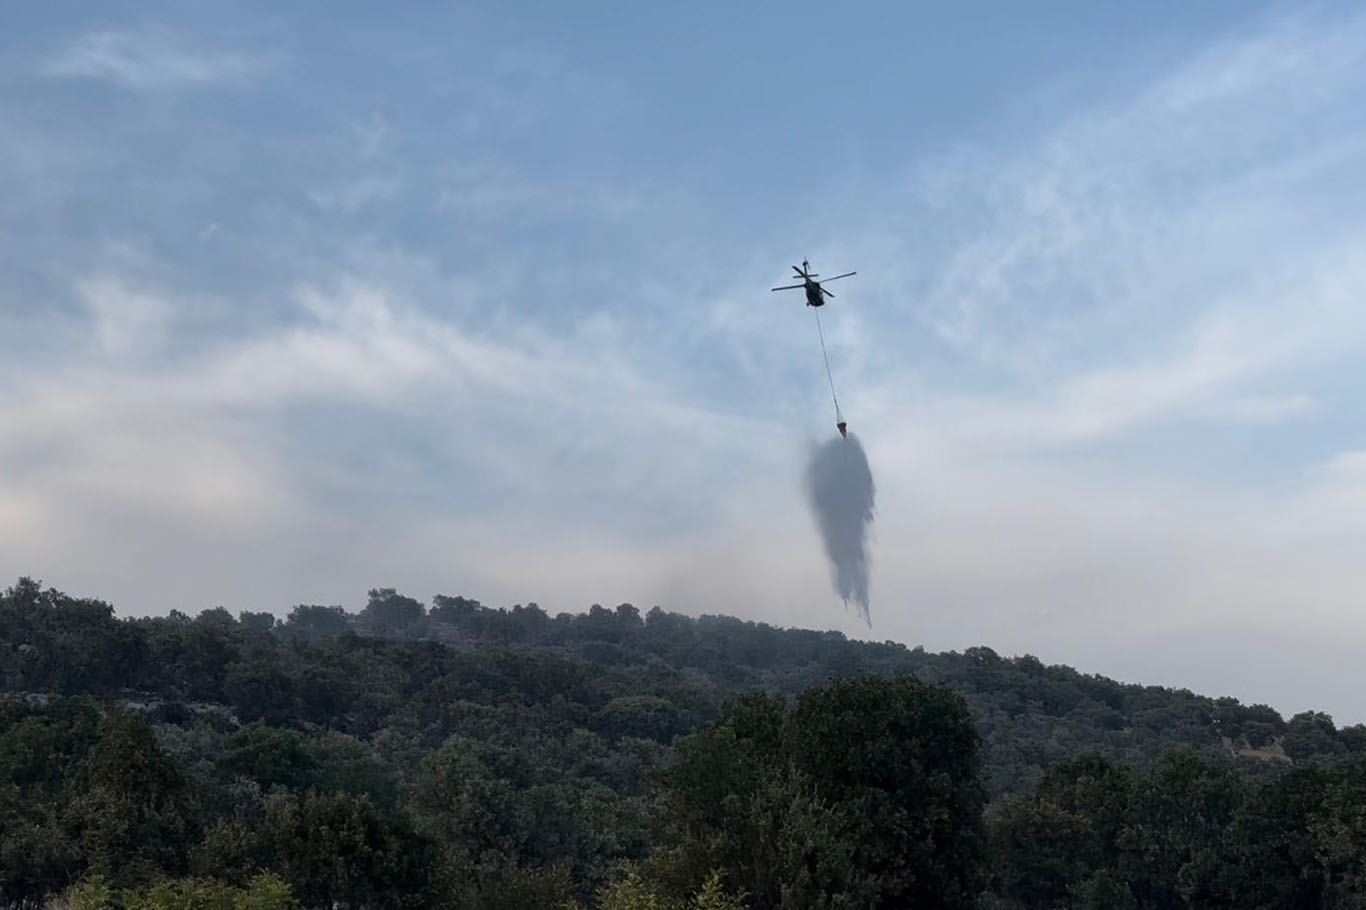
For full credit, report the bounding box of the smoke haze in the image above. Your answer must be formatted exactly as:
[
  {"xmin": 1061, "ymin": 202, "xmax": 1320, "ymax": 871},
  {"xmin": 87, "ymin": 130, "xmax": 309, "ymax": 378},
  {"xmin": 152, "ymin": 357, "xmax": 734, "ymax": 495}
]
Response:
[{"xmin": 806, "ymin": 434, "xmax": 876, "ymax": 624}]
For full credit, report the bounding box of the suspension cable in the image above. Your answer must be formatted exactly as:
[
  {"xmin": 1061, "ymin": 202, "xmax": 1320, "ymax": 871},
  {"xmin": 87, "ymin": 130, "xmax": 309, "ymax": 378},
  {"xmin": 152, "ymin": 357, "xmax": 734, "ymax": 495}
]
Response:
[{"xmin": 813, "ymin": 306, "xmax": 842, "ymax": 423}]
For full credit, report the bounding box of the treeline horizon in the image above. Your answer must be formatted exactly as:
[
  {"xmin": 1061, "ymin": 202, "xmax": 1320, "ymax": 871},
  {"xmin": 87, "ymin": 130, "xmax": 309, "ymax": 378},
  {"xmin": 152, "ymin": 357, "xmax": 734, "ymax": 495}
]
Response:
[
  {"xmin": 6, "ymin": 576, "xmax": 1366, "ymax": 907},
  {"xmin": 9, "ymin": 577, "xmax": 1366, "ymax": 791},
  {"xmin": 27, "ymin": 578, "xmax": 1353, "ymax": 740}
]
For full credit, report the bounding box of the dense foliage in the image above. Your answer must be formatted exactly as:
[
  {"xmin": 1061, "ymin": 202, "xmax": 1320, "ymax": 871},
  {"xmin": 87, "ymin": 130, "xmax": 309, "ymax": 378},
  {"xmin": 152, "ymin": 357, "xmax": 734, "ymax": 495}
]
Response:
[
  {"xmin": 657, "ymin": 678, "xmax": 984, "ymax": 908},
  {"xmin": 986, "ymin": 749, "xmax": 1366, "ymax": 908},
  {"xmin": 4, "ymin": 577, "xmax": 1366, "ymax": 907}
]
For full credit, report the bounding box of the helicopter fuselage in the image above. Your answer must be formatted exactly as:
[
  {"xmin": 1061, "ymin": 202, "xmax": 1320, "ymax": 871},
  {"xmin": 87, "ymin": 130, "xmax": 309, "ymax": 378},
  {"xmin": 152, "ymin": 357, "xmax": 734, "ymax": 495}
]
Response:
[{"xmin": 804, "ymin": 281, "xmax": 825, "ymax": 307}]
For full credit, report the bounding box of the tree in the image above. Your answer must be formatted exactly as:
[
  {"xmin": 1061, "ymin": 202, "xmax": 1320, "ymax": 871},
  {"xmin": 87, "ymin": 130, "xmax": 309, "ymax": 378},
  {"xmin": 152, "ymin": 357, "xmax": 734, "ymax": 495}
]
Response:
[
  {"xmin": 283, "ymin": 604, "xmax": 350, "ymax": 641},
  {"xmin": 197, "ymin": 607, "xmax": 236, "ymax": 627},
  {"xmin": 987, "ymin": 754, "xmax": 1136, "ymax": 908},
  {"xmin": 429, "ymin": 595, "xmax": 482, "ymax": 624},
  {"xmin": 360, "ymin": 588, "xmax": 425, "ymax": 636},
  {"xmin": 598, "ymin": 869, "xmax": 672, "ymax": 910},
  {"xmin": 479, "ymin": 862, "xmax": 580, "ymax": 910},
  {"xmin": 239, "ymin": 611, "xmax": 278, "ymax": 635},
  {"xmin": 65, "ymin": 872, "xmax": 298, "ymax": 910},
  {"xmin": 260, "ymin": 791, "xmax": 441, "ymax": 908},
  {"xmin": 1118, "ymin": 750, "xmax": 1243, "ymax": 906},
  {"xmin": 786, "ymin": 675, "xmax": 985, "ymax": 908},
  {"xmin": 1220, "ymin": 764, "xmax": 1330, "ymax": 908},
  {"xmin": 73, "ymin": 712, "xmax": 194, "ymax": 884},
  {"xmin": 0, "ymin": 814, "xmax": 82, "ymax": 909},
  {"xmin": 225, "ymin": 647, "xmax": 299, "ymax": 724},
  {"xmin": 691, "ymin": 870, "xmax": 747, "ymax": 910},
  {"xmin": 1283, "ymin": 712, "xmax": 1346, "ymax": 762},
  {"xmin": 663, "ymin": 676, "xmax": 984, "ymax": 909},
  {"xmin": 595, "ymin": 695, "xmax": 691, "ymax": 743},
  {"xmin": 219, "ymin": 722, "xmax": 319, "ymax": 791},
  {"xmin": 1309, "ymin": 756, "xmax": 1366, "ymax": 907}
]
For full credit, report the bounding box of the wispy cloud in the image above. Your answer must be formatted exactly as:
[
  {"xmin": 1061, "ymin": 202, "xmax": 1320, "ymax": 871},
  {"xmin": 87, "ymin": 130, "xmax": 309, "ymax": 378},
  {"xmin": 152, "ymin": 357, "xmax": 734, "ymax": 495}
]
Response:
[
  {"xmin": 855, "ymin": 11, "xmax": 1366, "ymax": 456},
  {"xmin": 903, "ymin": 12, "xmax": 1366, "ymax": 383},
  {"xmin": 78, "ymin": 278, "xmax": 173, "ymax": 356},
  {"xmin": 44, "ymin": 26, "xmax": 275, "ymax": 90}
]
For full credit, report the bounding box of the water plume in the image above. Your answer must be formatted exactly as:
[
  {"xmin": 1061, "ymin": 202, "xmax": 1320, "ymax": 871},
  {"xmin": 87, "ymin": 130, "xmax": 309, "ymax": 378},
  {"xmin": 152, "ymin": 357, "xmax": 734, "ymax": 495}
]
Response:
[{"xmin": 805, "ymin": 432, "xmax": 876, "ymax": 624}]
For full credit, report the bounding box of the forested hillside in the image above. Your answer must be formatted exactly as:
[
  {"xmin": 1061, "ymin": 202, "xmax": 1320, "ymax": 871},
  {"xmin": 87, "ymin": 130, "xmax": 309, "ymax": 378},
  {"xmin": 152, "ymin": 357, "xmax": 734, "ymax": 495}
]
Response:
[{"xmin": 4, "ymin": 577, "xmax": 1366, "ymax": 907}]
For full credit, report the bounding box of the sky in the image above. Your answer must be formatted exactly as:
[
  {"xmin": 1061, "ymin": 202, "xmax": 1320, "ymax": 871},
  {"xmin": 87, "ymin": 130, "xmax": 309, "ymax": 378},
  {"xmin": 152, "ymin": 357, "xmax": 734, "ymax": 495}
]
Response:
[{"xmin": 4, "ymin": 2, "xmax": 1366, "ymax": 721}]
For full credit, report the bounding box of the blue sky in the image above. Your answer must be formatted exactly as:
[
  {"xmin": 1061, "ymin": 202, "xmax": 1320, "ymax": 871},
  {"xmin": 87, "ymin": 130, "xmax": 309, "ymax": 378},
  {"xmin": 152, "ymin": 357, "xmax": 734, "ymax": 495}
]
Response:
[{"xmin": 5, "ymin": 2, "xmax": 1366, "ymax": 720}]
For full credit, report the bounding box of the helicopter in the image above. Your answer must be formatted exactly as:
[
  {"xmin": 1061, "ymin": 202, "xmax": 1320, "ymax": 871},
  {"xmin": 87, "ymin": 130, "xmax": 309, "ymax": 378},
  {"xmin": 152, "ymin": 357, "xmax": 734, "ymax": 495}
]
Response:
[
  {"xmin": 770, "ymin": 259, "xmax": 856, "ymax": 308},
  {"xmin": 772, "ymin": 259, "xmax": 858, "ymax": 438}
]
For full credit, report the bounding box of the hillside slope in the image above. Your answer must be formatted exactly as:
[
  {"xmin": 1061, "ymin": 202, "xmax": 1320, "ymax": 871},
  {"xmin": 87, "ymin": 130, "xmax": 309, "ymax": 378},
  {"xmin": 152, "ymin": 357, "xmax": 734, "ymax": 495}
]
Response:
[
  {"xmin": 4, "ymin": 579, "xmax": 1358, "ymax": 798},
  {"xmin": 6, "ymin": 577, "xmax": 1366, "ymax": 907}
]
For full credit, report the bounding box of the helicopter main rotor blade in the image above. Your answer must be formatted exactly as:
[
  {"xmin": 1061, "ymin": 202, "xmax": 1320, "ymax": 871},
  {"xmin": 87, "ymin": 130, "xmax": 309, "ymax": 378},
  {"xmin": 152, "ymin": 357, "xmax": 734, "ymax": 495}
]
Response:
[
  {"xmin": 821, "ymin": 287, "xmax": 835, "ymax": 298},
  {"xmin": 771, "ymin": 284, "xmax": 804, "ymax": 291},
  {"xmin": 821, "ymin": 271, "xmax": 856, "ymax": 282}
]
